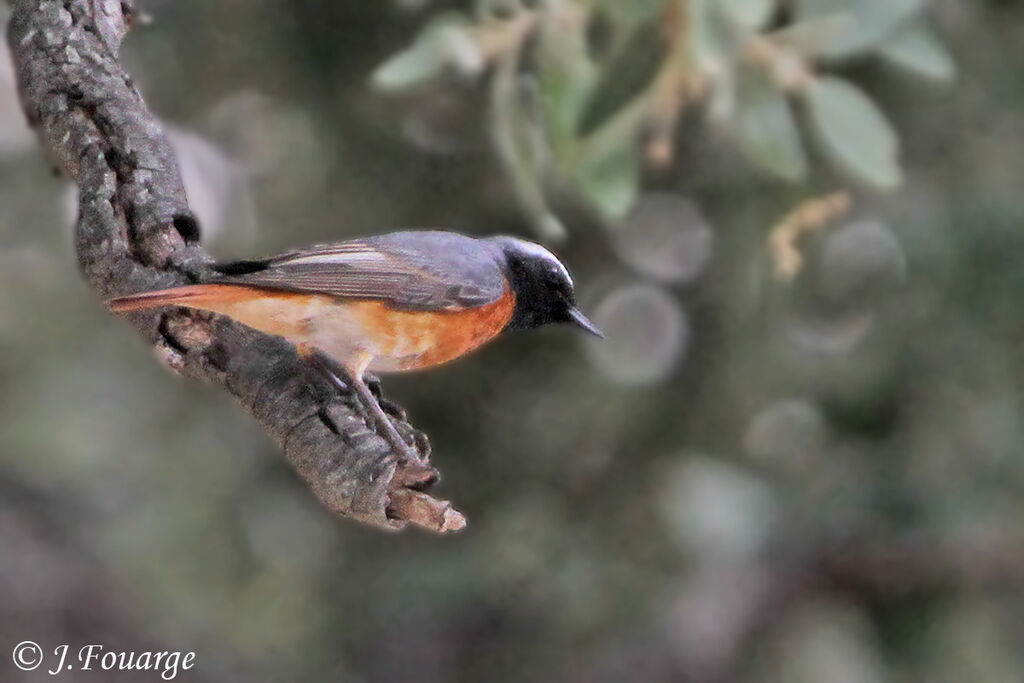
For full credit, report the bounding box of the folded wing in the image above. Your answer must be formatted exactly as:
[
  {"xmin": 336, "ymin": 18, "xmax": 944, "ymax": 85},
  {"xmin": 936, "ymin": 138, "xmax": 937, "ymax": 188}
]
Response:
[{"xmin": 210, "ymin": 231, "xmax": 508, "ymax": 311}]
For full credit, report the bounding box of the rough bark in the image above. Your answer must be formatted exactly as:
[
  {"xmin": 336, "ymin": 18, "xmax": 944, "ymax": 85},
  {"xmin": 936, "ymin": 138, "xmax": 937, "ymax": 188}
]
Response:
[{"xmin": 6, "ymin": 0, "xmax": 465, "ymax": 533}]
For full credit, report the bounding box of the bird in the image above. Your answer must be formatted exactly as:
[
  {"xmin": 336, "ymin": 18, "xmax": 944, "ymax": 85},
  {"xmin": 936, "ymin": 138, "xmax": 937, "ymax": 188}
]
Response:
[{"xmin": 106, "ymin": 230, "xmax": 602, "ymax": 464}]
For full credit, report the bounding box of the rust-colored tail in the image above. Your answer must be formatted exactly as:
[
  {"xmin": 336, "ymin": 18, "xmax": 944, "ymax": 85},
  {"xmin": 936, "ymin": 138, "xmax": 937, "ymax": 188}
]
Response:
[{"xmin": 106, "ymin": 284, "xmax": 239, "ymax": 313}]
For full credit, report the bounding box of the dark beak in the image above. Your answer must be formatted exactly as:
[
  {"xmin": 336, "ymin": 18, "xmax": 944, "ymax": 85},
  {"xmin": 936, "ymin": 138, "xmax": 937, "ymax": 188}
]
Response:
[{"xmin": 567, "ymin": 306, "xmax": 604, "ymax": 338}]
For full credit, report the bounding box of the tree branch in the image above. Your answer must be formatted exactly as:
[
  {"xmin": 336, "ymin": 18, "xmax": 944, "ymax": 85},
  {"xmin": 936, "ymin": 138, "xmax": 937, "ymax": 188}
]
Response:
[{"xmin": 6, "ymin": 0, "xmax": 465, "ymax": 533}]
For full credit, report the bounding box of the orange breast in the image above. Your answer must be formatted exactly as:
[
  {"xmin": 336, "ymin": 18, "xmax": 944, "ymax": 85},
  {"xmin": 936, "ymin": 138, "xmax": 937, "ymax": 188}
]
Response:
[
  {"xmin": 154, "ymin": 283, "xmax": 516, "ymax": 374},
  {"xmin": 345, "ymin": 290, "xmax": 516, "ymax": 371}
]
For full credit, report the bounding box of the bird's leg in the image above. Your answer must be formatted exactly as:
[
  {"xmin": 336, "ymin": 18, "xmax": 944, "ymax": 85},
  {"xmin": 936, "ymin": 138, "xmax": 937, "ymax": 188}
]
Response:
[{"xmin": 297, "ymin": 344, "xmax": 425, "ymax": 466}]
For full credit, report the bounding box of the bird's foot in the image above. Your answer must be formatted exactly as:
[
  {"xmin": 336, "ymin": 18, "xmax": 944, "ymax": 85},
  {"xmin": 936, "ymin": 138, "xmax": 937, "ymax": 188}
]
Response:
[{"xmin": 299, "ymin": 345, "xmax": 426, "ymax": 466}]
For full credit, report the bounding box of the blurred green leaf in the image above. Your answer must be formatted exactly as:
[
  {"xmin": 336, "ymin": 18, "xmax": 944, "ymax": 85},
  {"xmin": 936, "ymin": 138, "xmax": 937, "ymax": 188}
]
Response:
[
  {"xmin": 573, "ymin": 129, "xmax": 640, "ymax": 222},
  {"xmin": 718, "ymin": 0, "xmax": 775, "ymax": 30},
  {"xmin": 805, "ymin": 76, "xmax": 901, "ymax": 190},
  {"xmin": 691, "ymin": 2, "xmax": 739, "ymax": 122},
  {"xmin": 592, "ymin": 0, "xmax": 665, "ymax": 27},
  {"xmin": 491, "ymin": 59, "xmax": 567, "ymax": 240},
  {"xmin": 691, "ymin": 0, "xmax": 732, "ymax": 71},
  {"xmin": 797, "ymin": 0, "xmax": 922, "ymax": 58},
  {"xmin": 578, "ymin": 13, "xmax": 665, "ymax": 136},
  {"xmin": 370, "ymin": 14, "xmax": 482, "ymax": 93},
  {"xmin": 474, "ymin": 0, "xmax": 521, "ymax": 22},
  {"xmin": 732, "ymin": 69, "xmax": 808, "ymax": 182},
  {"xmin": 372, "ymin": 46, "xmax": 445, "ymax": 93},
  {"xmin": 536, "ymin": 13, "xmax": 597, "ymax": 151},
  {"xmin": 770, "ymin": 14, "xmax": 854, "ymax": 57},
  {"xmin": 879, "ymin": 24, "xmax": 956, "ymax": 83}
]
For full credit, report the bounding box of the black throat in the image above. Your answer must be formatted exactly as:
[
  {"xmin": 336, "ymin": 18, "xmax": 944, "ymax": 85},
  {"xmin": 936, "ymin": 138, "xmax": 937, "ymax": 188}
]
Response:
[{"xmin": 487, "ymin": 240, "xmax": 573, "ymax": 333}]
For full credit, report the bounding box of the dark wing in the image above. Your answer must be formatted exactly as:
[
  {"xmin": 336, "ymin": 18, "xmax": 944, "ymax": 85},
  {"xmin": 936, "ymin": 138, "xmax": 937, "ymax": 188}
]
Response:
[{"xmin": 209, "ymin": 231, "xmax": 508, "ymax": 311}]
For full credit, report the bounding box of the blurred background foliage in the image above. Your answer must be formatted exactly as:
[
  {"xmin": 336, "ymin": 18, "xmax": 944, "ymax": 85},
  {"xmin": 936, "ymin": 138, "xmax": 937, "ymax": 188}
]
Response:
[
  {"xmin": 372, "ymin": 0, "xmax": 953, "ymax": 236},
  {"xmin": 2, "ymin": 1, "xmax": 1024, "ymax": 682}
]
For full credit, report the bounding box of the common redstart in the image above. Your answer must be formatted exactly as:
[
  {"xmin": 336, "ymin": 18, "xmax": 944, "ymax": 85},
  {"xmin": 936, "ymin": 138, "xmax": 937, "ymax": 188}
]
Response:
[{"xmin": 107, "ymin": 231, "xmax": 601, "ymax": 463}]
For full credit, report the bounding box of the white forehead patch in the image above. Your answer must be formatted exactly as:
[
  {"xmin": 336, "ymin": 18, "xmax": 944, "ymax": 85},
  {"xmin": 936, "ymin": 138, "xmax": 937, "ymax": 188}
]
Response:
[{"xmin": 512, "ymin": 239, "xmax": 573, "ymax": 288}]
